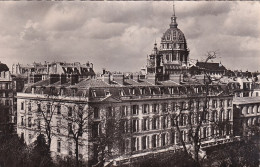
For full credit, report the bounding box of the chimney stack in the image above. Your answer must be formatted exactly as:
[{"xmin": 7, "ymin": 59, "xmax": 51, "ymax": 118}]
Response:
[
  {"xmin": 61, "ymin": 74, "xmax": 67, "ymax": 85},
  {"xmin": 70, "ymin": 74, "xmax": 79, "ymax": 85},
  {"xmin": 113, "ymin": 74, "xmax": 124, "ymax": 85}
]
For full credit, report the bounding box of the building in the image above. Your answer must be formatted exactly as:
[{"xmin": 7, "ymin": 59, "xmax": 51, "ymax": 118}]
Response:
[
  {"xmin": 0, "ymin": 62, "xmax": 14, "ymax": 134},
  {"xmin": 16, "ymin": 71, "xmax": 237, "ymax": 164},
  {"xmin": 233, "ymin": 96, "xmax": 260, "ymax": 137},
  {"xmin": 12, "ymin": 61, "xmax": 95, "ymax": 82},
  {"xmin": 146, "ymin": 6, "xmax": 189, "ymax": 80},
  {"xmin": 15, "ymin": 4, "xmax": 260, "ymax": 166}
]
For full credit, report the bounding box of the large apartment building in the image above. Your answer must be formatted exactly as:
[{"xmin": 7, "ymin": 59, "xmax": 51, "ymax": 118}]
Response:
[{"xmin": 16, "ymin": 72, "xmax": 238, "ymax": 164}]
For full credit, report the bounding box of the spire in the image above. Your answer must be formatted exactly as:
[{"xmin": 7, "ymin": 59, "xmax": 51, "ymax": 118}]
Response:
[{"xmin": 170, "ymin": 1, "xmax": 178, "ymax": 28}]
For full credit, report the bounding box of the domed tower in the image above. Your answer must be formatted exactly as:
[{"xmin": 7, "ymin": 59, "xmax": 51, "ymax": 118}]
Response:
[{"xmin": 159, "ymin": 4, "xmax": 189, "ymax": 75}]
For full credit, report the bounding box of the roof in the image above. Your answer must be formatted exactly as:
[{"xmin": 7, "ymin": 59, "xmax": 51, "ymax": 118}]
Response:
[
  {"xmin": 233, "ymin": 96, "xmax": 260, "ymax": 105},
  {"xmin": 0, "ymin": 62, "xmax": 9, "ymax": 72},
  {"xmin": 195, "ymin": 62, "xmax": 227, "ymax": 71}
]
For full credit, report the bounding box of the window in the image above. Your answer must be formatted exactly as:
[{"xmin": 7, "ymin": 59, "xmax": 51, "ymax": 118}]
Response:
[
  {"xmin": 162, "ymin": 103, "xmax": 168, "ymax": 112},
  {"xmin": 162, "ymin": 116, "xmax": 167, "ymax": 129},
  {"xmin": 153, "ymin": 104, "xmax": 159, "ymax": 113},
  {"xmin": 132, "ymin": 105, "xmax": 139, "ymax": 115},
  {"xmin": 57, "ymin": 119, "xmax": 61, "ymax": 133},
  {"xmin": 28, "ymin": 117, "xmax": 32, "ymax": 128},
  {"xmin": 68, "ymin": 142, "xmax": 72, "ymax": 155},
  {"xmin": 94, "ymin": 107, "xmax": 99, "ymax": 118},
  {"xmin": 21, "ymin": 102, "xmax": 24, "ymax": 110},
  {"xmin": 92, "ymin": 122, "xmax": 100, "ymax": 138},
  {"xmin": 132, "ymin": 119, "xmax": 139, "ymax": 132},
  {"xmin": 171, "ymin": 132, "xmax": 175, "ymax": 144},
  {"xmin": 47, "ymin": 104, "xmax": 51, "ymax": 114},
  {"xmin": 121, "ymin": 106, "xmax": 127, "ymax": 116},
  {"xmin": 152, "ymin": 117, "xmax": 158, "ymax": 130},
  {"xmin": 161, "ymin": 134, "xmax": 166, "ymax": 146},
  {"xmin": 130, "ymin": 88, "xmax": 135, "ymax": 95},
  {"xmin": 5, "ymin": 100, "xmax": 9, "ymax": 106},
  {"xmin": 21, "ymin": 116, "xmax": 24, "ymax": 126},
  {"xmin": 142, "ymin": 104, "xmax": 149, "ymax": 114},
  {"xmin": 142, "ymin": 118, "xmax": 149, "ymax": 131},
  {"xmin": 132, "ymin": 137, "xmax": 138, "ymax": 151},
  {"xmin": 57, "ymin": 140, "xmax": 61, "ymax": 153},
  {"xmin": 212, "ymin": 100, "xmax": 217, "ymax": 108},
  {"xmin": 119, "ymin": 90, "xmax": 124, "ymax": 96},
  {"xmin": 107, "ymin": 107, "xmax": 113, "ymax": 117},
  {"xmin": 219, "ymin": 100, "xmax": 224, "ymax": 108},
  {"xmin": 172, "ymin": 102, "xmax": 177, "ymax": 111},
  {"xmin": 68, "ymin": 107, "xmax": 72, "ymax": 117},
  {"xmin": 140, "ymin": 88, "xmax": 145, "ymax": 95},
  {"xmin": 122, "ymin": 120, "xmax": 128, "ymax": 133},
  {"xmin": 227, "ymin": 109, "xmax": 231, "ymax": 120},
  {"xmin": 68, "ymin": 123, "xmax": 73, "ymax": 134},
  {"xmin": 56, "ymin": 105, "xmax": 61, "ymax": 115},
  {"xmin": 142, "ymin": 136, "xmax": 147, "ymax": 150},
  {"xmin": 152, "ymin": 135, "xmax": 157, "ymax": 148},
  {"xmin": 37, "ymin": 103, "xmax": 41, "ymax": 112},
  {"xmin": 227, "ymin": 99, "xmax": 232, "ymax": 107},
  {"xmin": 37, "ymin": 120, "xmax": 41, "ymax": 130}
]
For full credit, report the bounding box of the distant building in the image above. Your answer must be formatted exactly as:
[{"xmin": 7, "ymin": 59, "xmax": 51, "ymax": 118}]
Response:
[
  {"xmin": 146, "ymin": 7, "xmax": 189, "ymax": 80},
  {"xmin": 12, "ymin": 61, "xmax": 95, "ymax": 82}
]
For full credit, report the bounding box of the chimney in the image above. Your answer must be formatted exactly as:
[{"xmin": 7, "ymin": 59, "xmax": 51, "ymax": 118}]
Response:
[
  {"xmin": 102, "ymin": 73, "xmax": 111, "ymax": 84},
  {"xmin": 61, "ymin": 74, "xmax": 67, "ymax": 85},
  {"xmin": 49, "ymin": 74, "xmax": 60, "ymax": 85},
  {"xmin": 133, "ymin": 74, "xmax": 140, "ymax": 82},
  {"xmin": 146, "ymin": 73, "xmax": 157, "ymax": 85},
  {"xmin": 70, "ymin": 74, "xmax": 79, "ymax": 85},
  {"xmin": 113, "ymin": 74, "xmax": 124, "ymax": 85},
  {"xmin": 102, "ymin": 68, "xmax": 106, "ymax": 75}
]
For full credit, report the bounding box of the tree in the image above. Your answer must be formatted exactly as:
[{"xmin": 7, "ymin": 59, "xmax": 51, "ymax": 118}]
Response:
[
  {"xmin": 90, "ymin": 106, "xmax": 125, "ymax": 167},
  {"xmin": 61, "ymin": 103, "xmax": 91, "ymax": 167},
  {"xmin": 166, "ymin": 51, "xmax": 232, "ymax": 167},
  {"xmin": 30, "ymin": 134, "xmax": 53, "ymax": 167},
  {"xmin": 29, "ymin": 97, "xmax": 62, "ymax": 150}
]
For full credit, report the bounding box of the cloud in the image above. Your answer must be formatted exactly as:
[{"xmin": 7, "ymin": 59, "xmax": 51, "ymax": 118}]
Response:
[{"xmin": 0, "ymin": 1, "xmax": 259, "ymax": 72}]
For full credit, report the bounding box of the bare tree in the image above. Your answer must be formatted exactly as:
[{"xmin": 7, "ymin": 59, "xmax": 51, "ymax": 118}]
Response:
[
  {"xmin": 61, "ymin": 103, "xmax": 91, "ymax": 167},
  {"xmin": 166, "ymin": 51, "xmax": 232, "ymax": 167},
  {"xmin": 29, "ymin": 97, "xmax": 61, "ymax": 150},
  {"xmin": 91, "ymin": 106, "xmax": 125, "ymax": 167}
]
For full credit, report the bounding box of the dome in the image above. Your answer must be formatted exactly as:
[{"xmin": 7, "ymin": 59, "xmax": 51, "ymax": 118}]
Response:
[
  {"xmin": 160, "ymin": 14, "xmax": 188, "ymax": 50},
  {"xmin": 161, "ymin": 27, "xmax": 186, "ymax": 44}
]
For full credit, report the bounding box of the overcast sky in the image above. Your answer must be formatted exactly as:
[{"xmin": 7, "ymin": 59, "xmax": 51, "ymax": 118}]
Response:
[{"xmin": 0, "ymin": 1, "xmax": 259, "ymax": 72}]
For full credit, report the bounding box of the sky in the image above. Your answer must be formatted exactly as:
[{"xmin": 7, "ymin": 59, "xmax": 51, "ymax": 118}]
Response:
[{"xmin": 0, "ymin": 1, "xmax": 259, "ymax": 72}]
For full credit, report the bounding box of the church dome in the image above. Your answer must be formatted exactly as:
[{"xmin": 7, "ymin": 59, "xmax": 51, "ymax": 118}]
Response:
[
  {"xmin": 161, "ymin": 27, "xmax": 186, "ymax": 44},
  {"xmin": 160, "ymin": 12, "xmax": 188, "ymax": 50}
]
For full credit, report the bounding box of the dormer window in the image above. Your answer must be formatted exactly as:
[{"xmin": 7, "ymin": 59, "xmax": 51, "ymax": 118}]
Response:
[
  {"xmin": 130, "ymin": 88, "xmax": 135, "ymax": 95},
  {"xmin": 60, "ymin": 88, "xmax": 64, "ymax": 96},
  {"xmin": 150, "ymin": 88, "xmax": 156, "ymax": 95},
  {"xmin": 31, "ymin": 87, "xmax": 35, "ymax": 94},
  {"xmin": 140, "ymin": 88, "xmax": 145, "ymax": 95},
  {"xmin": 92, "ymin": 90, "xmax": 96, "ymax": 97},
  {"xmin": 71, "ymin": 88, "xmax": 77, "ymax": 97},
  {"xmin": 50, "ymin": 87, "xmax": 55, "ymax": 95},
  {"xmin": 119, "ymin": 90, "xmax": 125, "ymax": 96},
  {"xmin": 169, "ymin": 87, "xmax": 174, "ymax": 94},
  {"xmin": 160, "ymin": 87, "xmax": 164, "ymax": 95},
  {"xmin": 105, "ymin": 90, "xmax": 110, "ymax": 96},
  {"xmin": 41, "ymin": 86, "xmax": 46, "ymax": 95}
]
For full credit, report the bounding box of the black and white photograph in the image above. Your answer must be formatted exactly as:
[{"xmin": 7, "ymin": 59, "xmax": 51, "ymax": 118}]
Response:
[{"xmin": 0, "ymin": 1, "xmax": 260, "ymax": 167}]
